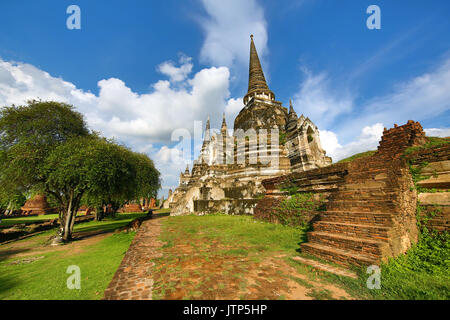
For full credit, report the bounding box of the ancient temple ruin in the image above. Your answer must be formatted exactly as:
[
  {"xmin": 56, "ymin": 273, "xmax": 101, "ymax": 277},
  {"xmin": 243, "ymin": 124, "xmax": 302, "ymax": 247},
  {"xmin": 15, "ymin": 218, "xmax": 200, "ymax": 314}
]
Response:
[
  {"xmin": 21, "ymin": 194, "xmax": 51, "ymax": 215},
  {"xmin": 168, "ymin": 36, "xmax": 331, "ymax": 215}
]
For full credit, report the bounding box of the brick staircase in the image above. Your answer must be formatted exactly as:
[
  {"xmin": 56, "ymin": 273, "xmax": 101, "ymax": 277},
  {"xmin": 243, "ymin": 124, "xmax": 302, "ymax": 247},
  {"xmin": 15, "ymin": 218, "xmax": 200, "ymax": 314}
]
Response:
[
  {"xmin": 301, "ymin": 163, "xmax": 398, "ymax": 266},
  {"xmin": 301, "ymin": 121, "xmax": 426, "ymax": 267}
]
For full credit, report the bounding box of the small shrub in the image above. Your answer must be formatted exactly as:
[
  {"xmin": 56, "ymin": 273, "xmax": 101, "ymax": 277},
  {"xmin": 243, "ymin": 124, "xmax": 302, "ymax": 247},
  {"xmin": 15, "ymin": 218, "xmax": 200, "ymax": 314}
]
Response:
[{"xmin": 272, "ymin": 193, "xmax": 324, "ymax": 227}]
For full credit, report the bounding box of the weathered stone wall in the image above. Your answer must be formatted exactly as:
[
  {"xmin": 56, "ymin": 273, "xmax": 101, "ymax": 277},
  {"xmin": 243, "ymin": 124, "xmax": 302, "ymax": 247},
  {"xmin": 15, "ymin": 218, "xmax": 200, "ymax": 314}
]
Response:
[
  {"xmin": 255, "ymin": 121, "xmax": 445, "ymax": 267},
  {"xmin": 253, "ymin": 164, "xmax": 348, "ymax": 224},
  {"xmin": 407, "ymin": 140, "xmax": 450, "ymax": 232},
  {"xmin": 193, "ymin": 199, "xmax": 260, "ymax": 215}
]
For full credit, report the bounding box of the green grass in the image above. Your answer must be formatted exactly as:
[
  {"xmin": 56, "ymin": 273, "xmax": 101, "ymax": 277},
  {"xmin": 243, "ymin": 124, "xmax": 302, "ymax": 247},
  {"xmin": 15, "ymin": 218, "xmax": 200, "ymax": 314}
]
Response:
[
  {"xmin": 0, "ymin": 214, "xmax": 59, "ymax": 228},
  {"xmin": 304, "ymin": 231, "xmax": 450, "ymax": 300},
  {"xmin": 336, "ymin": 150, "xmax": 377, "ymax": 163},
  {"xmin": 0, "ymin": 211, "xmax": 156, "ymax": 300},
  {"xmin": 0, "ymin": 231, "xmax": 135, "ymax": 300},
  {"xmin": 73, "ymin": 212, "xmax": 147, "ymax": 233},
  {"xmin": 152, "ymin": 214, "xmax": 309, "ymax": 300},
  {"xmin": 162, "ymin": 214, "xmax": 307, "ymax": 254},
  {"xmin": 405, "ymin": 136, "xmax": 450, "ymax": 155}
]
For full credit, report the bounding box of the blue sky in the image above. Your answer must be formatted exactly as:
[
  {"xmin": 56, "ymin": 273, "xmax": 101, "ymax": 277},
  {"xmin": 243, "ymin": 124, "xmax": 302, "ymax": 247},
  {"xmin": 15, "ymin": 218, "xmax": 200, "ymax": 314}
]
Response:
[{"xmin": 1, "ymin": 0, "xmax": 449, "ymax": 197}]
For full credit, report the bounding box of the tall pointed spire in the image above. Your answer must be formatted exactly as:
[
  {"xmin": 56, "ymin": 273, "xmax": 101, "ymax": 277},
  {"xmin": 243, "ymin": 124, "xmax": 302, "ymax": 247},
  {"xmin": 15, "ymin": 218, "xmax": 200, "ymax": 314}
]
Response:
[
  {"xmin": 206, "ymin": 115, "xmax": 210, "ymax": 131},
  {"xmin": 204, "ymin": 115, "xmax": 211, "ymax": 141},
  {"xmin": 248, "ymin": 35, "xmax": 269, "ymax": 93},
  {"xmin": 244, "ymin": 35, "xmax": 275, "ymax": 105},
  {"xmin": 288, "ymin": 99, "xmax": 298, "ymax": 122},
  {"xmin": 221, "ymin": 112, "xmax": 228, "ymax": 136}
]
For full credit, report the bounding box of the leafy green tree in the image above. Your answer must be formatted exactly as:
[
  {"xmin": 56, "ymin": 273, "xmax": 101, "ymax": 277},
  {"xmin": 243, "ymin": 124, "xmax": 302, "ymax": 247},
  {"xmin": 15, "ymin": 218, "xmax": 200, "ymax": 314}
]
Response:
[
  {"xmin": 0, "ymin": 100, "xmax": 161, "ymax": 241},
  {"xmin": 80, "ymin": 148, "xmax": 161, "ymax": 221},
  {"xmin": 44, "ymin": 135, "xmax": 135, "ymax": 240},
  {"xmin": 129, "ymin": 152, "xmax": 161, "ymax": 202},
  {"xmin": 0, "ymin": 100, "xmax": 90, "ymax": 198}
]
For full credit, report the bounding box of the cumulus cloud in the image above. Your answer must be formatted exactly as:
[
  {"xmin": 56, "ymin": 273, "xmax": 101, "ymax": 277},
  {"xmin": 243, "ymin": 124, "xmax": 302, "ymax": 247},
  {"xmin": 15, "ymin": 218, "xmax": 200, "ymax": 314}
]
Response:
[
  {"xmin": 157, "ymin": 55, "xmax": 193, "ymax": 83},
  {"xmin": 197, "ymin": 0, "xmax": 268, "ymax": 68},
  {"xmin": 293, "ymin": 67, "xmax": 353, "ymax": 129},
  {"xmin": 321, "ymin": 123, "xmax": 450, "ymax": 163},
  {"xmin": 320, "ymin": 123, "xmax": 384, "ymax": 162},
  {"xmin": 0, "ymin": 57, "xmax": 233, "ymax": 144},
  {"xmin": 424, "ymin": 128, "xmax": 450, "ymax": 138},
  {"xmin": 351, "ymin": 58, "xmax": 450, "ymax": 137},
  {"xmin": 295, "ymin": 58, "xmax": 450, "ymax": 142},
  {"xmin": 224, "ymin": 97, "xmax": 244, "ymax": 126},
  {"xmin": 0, "ymin": 57, "xmax": 238, "ymax": 197}
]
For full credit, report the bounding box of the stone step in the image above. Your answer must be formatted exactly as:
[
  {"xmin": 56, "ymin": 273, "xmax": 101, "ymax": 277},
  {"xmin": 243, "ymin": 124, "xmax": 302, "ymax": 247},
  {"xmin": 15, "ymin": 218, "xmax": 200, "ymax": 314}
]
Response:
[
  {"xmin": 326, "ymin": 199, "xmax": 397, "ymax": 212},
  {"xmin": 307, "ymin": 231, "xmax": 386, "ymax": 258},
  {"xmin": 300, "ymin": 242, "xmax": 378, "ymax": 267},
  {"xmin": 345, "ymin": 168, "xmax": 390, "ymax": 177},
  {"xmin": 290, "ymin": 256, "xmax": 358, "ymax": 279},
  {"xmin": 332, "ymin": 190, "xmax": 400, "ymax": 201},
  {"xmin": 313, "ymin": 221, "xmax": 390, "ymax": 241},
  {"xmin": 319, "ymin": 211, "xmax": 394, "ymax": 226}
]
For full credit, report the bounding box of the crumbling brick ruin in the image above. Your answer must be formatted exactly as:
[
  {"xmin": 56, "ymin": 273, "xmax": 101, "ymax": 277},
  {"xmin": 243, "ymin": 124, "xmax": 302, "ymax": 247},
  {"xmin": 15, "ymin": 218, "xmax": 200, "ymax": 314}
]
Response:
[
  {"xmin": 168, "ymin": 36, "xmax": 331, "ymax": 215},
  {"xmin": 20, "ymin": 194, "xmax": 51, "ymax": 215},
  {"xmin": 166, "ymin": 36, "xmax": 449, "ymax": 267},
  {"xmin": 255, "ymin": 121, "xmax": 449, "ymax": 266}
]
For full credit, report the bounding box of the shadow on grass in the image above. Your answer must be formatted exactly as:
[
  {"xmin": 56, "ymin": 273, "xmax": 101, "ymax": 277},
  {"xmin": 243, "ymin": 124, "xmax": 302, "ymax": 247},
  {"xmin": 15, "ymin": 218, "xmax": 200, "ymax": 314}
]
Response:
[
  {"xmin": 0, "ymin": 248, "xmax": 32, "ymax": 263},
  {"xmin": 72, "ymin": 212, "xmax": 170, "ymax": 241},
  {"xmin": 153, "ymin": 212, "xmax": 171, "ymax": 219},
  {"xmin": 0, "ymin": 273, "xmax": 21, "ymax": 298}
]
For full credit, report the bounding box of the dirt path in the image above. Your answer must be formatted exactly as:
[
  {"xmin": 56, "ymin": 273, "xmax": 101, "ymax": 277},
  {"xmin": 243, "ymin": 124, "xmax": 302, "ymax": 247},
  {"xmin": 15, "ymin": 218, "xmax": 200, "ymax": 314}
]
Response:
[
  {"xmin": 102, "ymin": 215, "xmax": 353, "ymax": 300},
  {"xmin": 151, "ymin": 235, "xmax": 352, "ymax": 300},
  {"xmin": 103, "ymin": 217, "xmax": 166, "ymax": 300},
  {"xmin": 0, "ymin": 229, "xmax": 110, "ymax": 262}
]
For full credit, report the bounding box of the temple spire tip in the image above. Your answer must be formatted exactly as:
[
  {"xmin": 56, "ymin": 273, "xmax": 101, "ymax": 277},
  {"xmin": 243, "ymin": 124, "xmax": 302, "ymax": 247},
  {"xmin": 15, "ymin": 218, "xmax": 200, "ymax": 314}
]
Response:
[{"xmin": 244, "ymin": 34, "xmax": 274, "ymax": 104}]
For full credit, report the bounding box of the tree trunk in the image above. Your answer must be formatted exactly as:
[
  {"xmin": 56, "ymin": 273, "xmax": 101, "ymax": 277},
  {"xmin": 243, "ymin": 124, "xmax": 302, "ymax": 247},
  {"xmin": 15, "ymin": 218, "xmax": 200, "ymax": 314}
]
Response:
[
  {"xmin": 69, "ymin": 208, "xmax": 77, "ymax": 236},
  {"xmin": 95, "ymin": 206, "xmax": 104, "ymax": 221},
  {"xmin": 63, "ymin": 192, "xmax": 74, "ymax": 241},
  {"xmin": 4, "ymin": 201, "xmax": 13, "ymax": 216}
]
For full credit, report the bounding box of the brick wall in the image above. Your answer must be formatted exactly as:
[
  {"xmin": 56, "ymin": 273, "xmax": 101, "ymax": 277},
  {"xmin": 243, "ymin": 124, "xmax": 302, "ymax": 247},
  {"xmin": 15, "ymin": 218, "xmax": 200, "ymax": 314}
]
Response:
[
  {"xmin": 254, "ymin": 121, "xmax": 447, "ymax": 267},
  {"xmin": 407, "ymin": 141, "xmax": 450, "ymax": 233}
]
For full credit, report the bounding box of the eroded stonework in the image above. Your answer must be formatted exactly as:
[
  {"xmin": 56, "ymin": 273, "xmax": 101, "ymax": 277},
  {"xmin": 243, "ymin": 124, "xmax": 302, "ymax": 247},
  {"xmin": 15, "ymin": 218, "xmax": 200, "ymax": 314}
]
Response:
[{"xmin": 168, "ymin": 36, "xmax": 331, "ymax": 216}]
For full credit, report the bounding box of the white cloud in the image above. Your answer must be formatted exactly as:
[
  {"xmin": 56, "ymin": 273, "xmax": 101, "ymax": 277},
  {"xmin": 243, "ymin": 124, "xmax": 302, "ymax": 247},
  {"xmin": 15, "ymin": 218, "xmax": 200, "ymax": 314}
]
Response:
[
  {"xmin": 0, "ymin": 57, "xmax": 238, "ymax": 197},
  {"xmin": 296, "ymin": 58, "xmax": 450, "ymax": 142},
  {"xmin": 157, "ymin": 55, "xmax": 193, "ymax": 83},
  {"xmin": 293, "ymin": 68, "xmax": 353, "ymax": 129},
  {"xmin": 0, "ymin": 57, "xmax": 234, "ymax": 144},
  {"xmin": 198, "ymin": 0, "xmax": 268, "ymax": 69},
  {"xmin": 320, "ymin": 123, "xmax": 384, "ymax": 162},
  {"xmin": 224, "ymin": 97, "xmax": 243, "ymax": 127},
  {"xmin": 320, "ymin": 123, "xmax": 450, "ymax": 163},
  {"xmin": 318, "ymin": 129, "xmax": 342, "ymax": 157},
  {"xmin": 424, "ymin": 128, "xmax": 450, "ymax": 138},
  {"xmin": 352, "ymin": 58, "xmax": 450, "ymax": 136}
]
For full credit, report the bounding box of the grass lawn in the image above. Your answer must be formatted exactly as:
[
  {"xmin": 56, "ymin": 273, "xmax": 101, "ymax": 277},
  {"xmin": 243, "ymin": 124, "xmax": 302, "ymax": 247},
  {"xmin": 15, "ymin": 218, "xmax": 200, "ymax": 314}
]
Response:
[
  {"xmin": 154, "ymin": 214, "xmax": 449, "ymax": 300},
  {"xmin": 0, "ymin": 214, "xmax": 59, "ymax": 228},
  {"xmin": 308, "ymin": 236, "xmax": 450, "ymax": 300},
  {"xmin": 1, "ymin": 211, "xmax": 447, "ymax": 300},
  {"xmin": 161, "ymin": 213, "xmax": 307, "ymax": 254},
  {"xmin": 0, "ymin": 211, "xmax": 152, "ymax": 300},
  {"xmin": 151, "ymin": 214, "xmax": 353, "ymax": 300}
]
